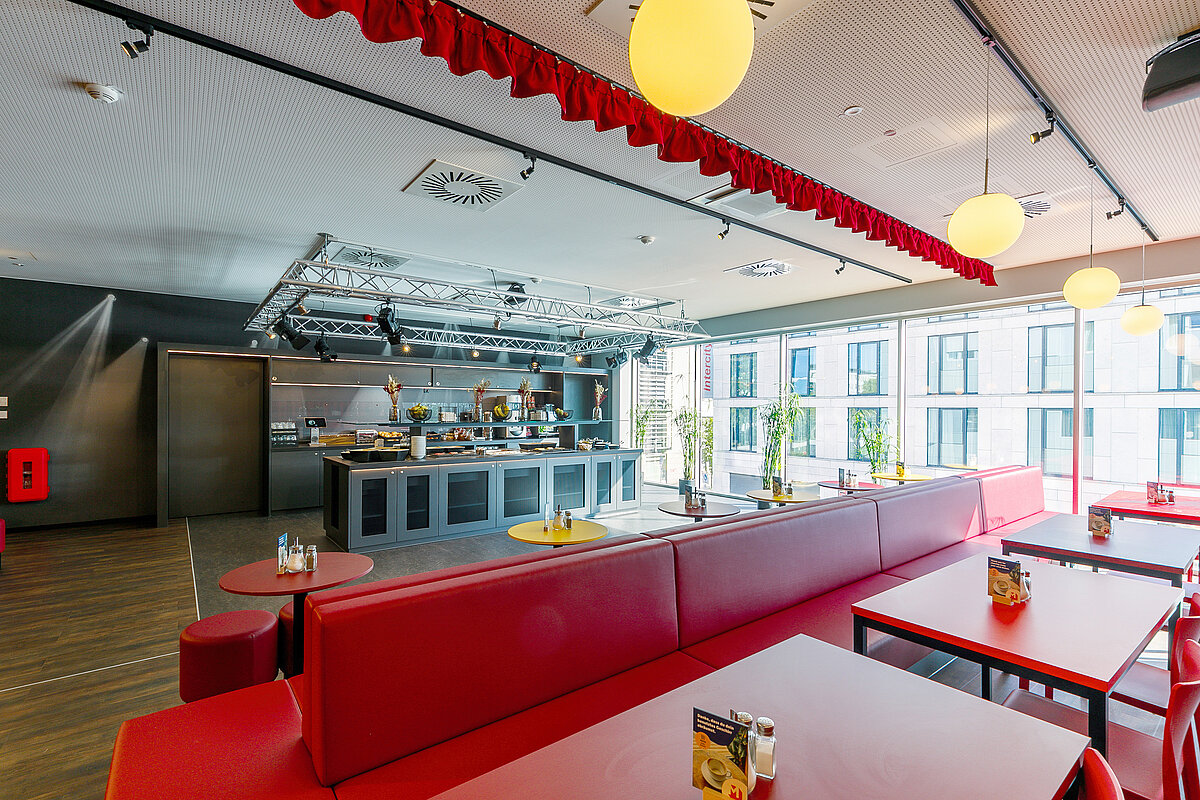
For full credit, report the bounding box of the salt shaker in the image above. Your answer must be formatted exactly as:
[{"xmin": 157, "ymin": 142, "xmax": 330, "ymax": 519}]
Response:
[
  {"xmin": 733, "ymin": 711, "xmax": 758, "ymax": 792},
  {"xmin": 754, "ymin": 717, "xmax": 776, "ymax": 780}
]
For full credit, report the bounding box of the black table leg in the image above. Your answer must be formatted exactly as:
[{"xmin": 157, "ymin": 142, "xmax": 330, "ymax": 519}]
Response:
[
  {"xmin": 981, "ymin": 665, "xmax": 992, "ymax": 701},
  {"xmin": 1171, "ymin": 574, "xmax": 1184, "ymax": 641},
  {"xmin": 292, "ymin": 591, "xmax": 309, "ymax": 676},
  {"xmin": 756, "ymin": 501, "xmax": 770, "ymax": 510},
  {"xmin": 693, "ymin": 516, "xmax": 703, "ymax": 522},
  {"xmin": 1088, "ymin": 689, "xmax": 1109, "ymax": 756},
  {"xmin": 852, "ymin": 616, "xmax": 866, "ymax": 655}
]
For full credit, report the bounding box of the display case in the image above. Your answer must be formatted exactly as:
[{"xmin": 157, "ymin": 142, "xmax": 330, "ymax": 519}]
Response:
[
  {"xmin": 397, "ymin": 465, "xmax": 440, "ymax": 542},
  {"xmin": 348, "ymin": 467, "xmax": 398, "ymax": 550},
  {"xmin": 496, "ymin": 458, "xmax": 550, "ymax": 526},
  {"xmin": 439, "ymin": 463, "xmax": 497, "ymax": 535},
  {"xmin": 550, "ymin": 456, "xmax": 591, "ymax": 515},
  {"xmin": 592, "ymin": 454, "xmax": 618, "ymax": 514},
  {"xmin": 617, "ymin": 452, "xmax": 642, "ymax": 511}
]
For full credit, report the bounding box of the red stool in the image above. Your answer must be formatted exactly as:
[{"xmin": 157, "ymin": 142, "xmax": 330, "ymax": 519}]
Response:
[
  {"xmin": 278, "ymin": 601, "xmax": 295, "ymax": 677},
  {"xmin": 178, "ymin": 610, "xmax": 278, "ymax": 703}
]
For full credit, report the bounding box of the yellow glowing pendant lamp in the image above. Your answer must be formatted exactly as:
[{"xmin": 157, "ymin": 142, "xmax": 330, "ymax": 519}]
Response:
[
  {"xmin": 1064, "ymin": 170, "xmax": 1120, "ymax": 310},
  {"xmin": 948, "ymin": 52, "xmax": 1025, "ymax": 259},
  {"xmin": 1119, "ymin": 231, "xmax": 1165, "ymax": 335},
  {"xmin": 629, "ymin": 0, "xmax": 754, "ymax": 117}
]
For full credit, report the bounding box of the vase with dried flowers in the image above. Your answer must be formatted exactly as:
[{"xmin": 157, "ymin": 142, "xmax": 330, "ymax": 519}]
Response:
[
  {"xmin": 593, "ymin": 381, "xmax": 607, "ymax": 421},
  {"xmin": 384, "ymin": 375, "xmax": 402, "ymax": 422},
  {"xmin": 517, "ymin": 378, "xmax": 532, "ymax": 422},
  {"xmin": 472, "ymin": 379, "xmax": 491, "ymax": 422}
]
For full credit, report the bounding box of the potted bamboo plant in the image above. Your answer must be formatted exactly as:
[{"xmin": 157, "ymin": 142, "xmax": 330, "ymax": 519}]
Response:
[
  {"xmin": 760, "ymin": 386, "xmax": 802, "ymax": 490},
  {"xmin": 851, "ymin": 410, "xmax": 900, "ymax": 475},
  {"xmin": 673, "ymin": 404, "xmax": 700, "ymax": 495}
]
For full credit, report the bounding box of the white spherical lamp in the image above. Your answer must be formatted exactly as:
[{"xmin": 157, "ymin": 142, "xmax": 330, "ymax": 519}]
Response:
[
  {"xmin": 629, "ymin": 0, "xmax": 754, "ymax": 117},
  {"xmin": 1063, "ymin": 266, "xmax": 1120, "ymax": 310},
  {"xmin": 1120, "ymin": 303, "xmax": 1165, "ymax": 336},
  {"xmin": 947, "ymin": 192, "xmax": 1026, "ymax": 259}
]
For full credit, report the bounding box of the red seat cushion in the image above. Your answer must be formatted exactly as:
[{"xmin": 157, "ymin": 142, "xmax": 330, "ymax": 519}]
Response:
[
  {"xmin": 1111, "ymin": 661, "xmax": 1169, "ymax": 716},
  {"xmin": 977, "ymin": 466, "xmax": 1046, "ymax": 532},
  {"xmin": 869, "ymin": 478, "xmax": 985, "ymax": 570},
  {"xmin": 682, "ymin": 573, "xmax": 929, "ymax": 671},
  {"xmin": 105, "ymin": 680, "xmax": 332, "ymax": 800},
  {"xmin": 987, "ymin": 509, "xmax": 1058, "ymax": 538},
  {"xmin": 334, "ymin": 651, "xmax": 713, "ymax": 800},
  {"xmin": 884, "ymin": 536, "xmax": 1002, "ymax": 580},
  {"xmin": 178, "ymin": 610, "xmax": 278, "ymax": 703},
  {"xmin": 1001, "ymin": 689, "xmax": 1162, "ymax": 800}
]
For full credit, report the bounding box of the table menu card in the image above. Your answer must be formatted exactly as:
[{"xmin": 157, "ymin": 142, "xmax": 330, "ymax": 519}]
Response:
[
  {"xmin": 771, "ymin": 476, "xmax": 783, "ymax": 497},
  {"xmin": 988, "ymin": 557, "xmax": 1023, "ymax": 605},
  {"xmin": 1148, "ymin": 481, "xmax": 1166, "ymax": 504},
  {"xmin": 693, "ymin": 708, "xmax": 750, "ymax": 798},
  {"xmin": 1088, "ymin": 505, "xmax": 1113, "ymax": 537}
]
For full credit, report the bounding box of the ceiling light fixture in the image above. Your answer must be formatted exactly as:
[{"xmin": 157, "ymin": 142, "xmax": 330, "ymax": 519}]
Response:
[
  {"xmin": 492, "ymin": 314, "xmax": 503, "ymax": 330},
  {"xmin": 717, "ymin": 220, "xmax": 731, "ymax": 241},
  {"xmin": 575, "ymin": 354, "xmax": 584, "ymax": 363},
  {"xmin": 1064, "ymin": 167, "xmax": 1121, "ymax": 309},
  {"xmin": 528, "ymin": 355, "xmax": 542, "ymax": 374},
  {"xmin": 948, "ymin": 43, "xmax": 1025, "ymax": 259},
  {"xmin": 314, "ymin": 335, "xmax": 338, "ymax": 362},
  {"xmin": 1120, "ymin": 229, "xmax": 1165, "ymax": 336},
  {"xmin": 472, "ymin": 349, "xmax": 480, "ymax": 358},
  {"xmin": 1029, "ymin": 113, "xmax": 1055, "ymax": 144},
  {"xmin": 275, "ymin": 319, "xmax": 311, "ymax": 351},
  {"xmin": 1106, "ymin": 198, "xmax": 1127, "ymax": 221},
  {"xmin": 842, "ymin": 106, "xmax": 864, "ymax": 117},
  {"xmin": 606, "ymin": 351, "xmax": 629, "ymax": 369},
  {"xmin": 376, "ymin": 303, "xmax": 397, "ymax": 338},
  {"xmin": 120, "ymin": 18, "xmax": 154, "ymax": 59},
  {"xmin": 628, "ymin": 0, "xmax": 753, "ymax": 117},
  {"xmin": 835, "ymin": 261, "xmax": 847, "ymax": 275},
  {"xmin": 502, "ymin": 283, "xmax": 528, "ymax": 306},
  {"xmin": 519, "ymin": 153, "xmax": 537, "ymax": 181},
  {"xmin": 636, "ymin": 335, "xmax": 659, "ymax": 363}
]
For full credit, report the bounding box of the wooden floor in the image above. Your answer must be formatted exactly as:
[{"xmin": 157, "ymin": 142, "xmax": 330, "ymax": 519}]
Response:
[{"xmin": 0, "ymin": 519, "xmax": 195, "ymax": 800}]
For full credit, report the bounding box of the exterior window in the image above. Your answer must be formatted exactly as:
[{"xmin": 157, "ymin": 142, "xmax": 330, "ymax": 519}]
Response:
[
  {"xmin": 1028, "ymin": 408, "xmax": 1093, "ymax": 478},
  {"xmin": 848, "ymin": 408, "xmax": 884, "ymax": 461},
  {"xmin": 1029, "ymin": 323, "xmax": 1093, "ymax": 393},
  {"xmin": 730, "ymin": 353, "xmax": 757, "ymax": 398},
  {"xmin": 730, "ymin": 407, "xmax": 756, "ymax": 451},
  {"xmin": 927, "ymin": 333, "xmax": 978, "ymax": 394},
  {"xmin": 849, "ymin": 341, "xmax": 886, "ymax": 396},
  {"xmin": 789, "ymin": 347, "xmax": 816, "ymax": 397},
  {"xmin": 790, "ymin": 408, "xmax": 816, "ymax": 457},
  {"xmin": 926, "ymin": 408, "xmax": 978, "ymax": 467},
  {"xmin": 1160, "ymin": 314, "xmax": 1200, "ymax": 390},
  {"xmin": 1158, "ymin": 409, "xmax": 1200, "ymax": 481}
]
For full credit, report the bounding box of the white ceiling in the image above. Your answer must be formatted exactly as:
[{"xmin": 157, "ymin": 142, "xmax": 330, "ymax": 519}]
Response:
[{"xmin": 1, "ymin": 0, "xmax": 1198, "ymax": 323}]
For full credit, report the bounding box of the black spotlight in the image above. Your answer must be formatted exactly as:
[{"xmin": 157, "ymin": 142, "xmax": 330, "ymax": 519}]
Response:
[
  {"xmin": 520, "ymin": 153, "xmax": 537, "ymax": 180},
  {"xmin": 528, "ymin": 355, "xmax": 542, "ymax": 374},
  {"xmin": 275, "ymin": 319, "xmax": 311, "ymax": 351},
  {"xmin": 717, "ymin": 220, "xmax": 731, "ymax": 241},
  {"xmin": 1106, "ymin": 198, "xmax": 1127, "ymax": 221},
  {"xmin": 502, "ymin": 283, "xmax": 527, "ymax": 306},
  {"xmin": 1029, "ymin": 115, "xmax": 1055, "ymax": 144},
  {"xmin": 315, "ymin": 335, "xmax": 337, "ymax": 362},
  {"xmin": 376, "ymin": 304, "xmax": 397, "ymax": 337},
  {"xmin": 636, "ymin": 336, "xmax": 658, "ymax": 363},
  {"xmin": 835, "ymin": 261, "xmax": 847, "ymax": 275},
  {"xmin": 606, "ymin": 351, "xmax": 629, "ymax": 369},
  {"xmin": 121, "ymin": 18, "xmax": 153, "ymax": 59}
]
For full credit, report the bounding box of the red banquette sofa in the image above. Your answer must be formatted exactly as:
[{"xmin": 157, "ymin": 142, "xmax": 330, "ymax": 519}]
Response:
[{"xmin": 106, "ymin": 466, "xmax": 1052, "ymax": 799}]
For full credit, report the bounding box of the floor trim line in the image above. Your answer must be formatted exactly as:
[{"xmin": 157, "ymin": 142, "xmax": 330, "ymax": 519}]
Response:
[{"xmin": 0, "ymin": 652, "xmax": 178, "ymax": 694}]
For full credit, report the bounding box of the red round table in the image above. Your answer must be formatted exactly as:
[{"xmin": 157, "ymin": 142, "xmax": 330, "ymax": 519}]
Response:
[
  {"xmin": 219, "ymin": 552, "xmax": 373, "ymax": 674},
  {"xmin": 658, "ymin": 500, "xmax": 741, "ymax": 523},
  {"xmin": 817, "ymin": 480, "xmax": 884, "ymax": 494}
]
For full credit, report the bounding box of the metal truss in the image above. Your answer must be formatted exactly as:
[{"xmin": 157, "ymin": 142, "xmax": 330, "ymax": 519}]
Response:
[
  {"xmin": 565, "ymin": 331, "xmax": 665, "ymax": 356},
  {"xmin": 245, "ymin": 260, "xmax": 705, "ymax": 344},
  {"xmin": 289, "ymin": 316, "xmax": 570, "ymax": 356}
]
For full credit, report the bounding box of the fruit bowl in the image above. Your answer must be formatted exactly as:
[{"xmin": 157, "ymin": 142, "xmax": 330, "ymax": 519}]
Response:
[
  {"xmin": 493, "ymin": 403, "xmax": 512, "ymax": 421},
  {"xmin": 553, "ymin": 408, "xmax": 572, "ymax": 421},
  {"xmin": 406, "ymin": 405, "xmax": 432, "ymax": 422}
]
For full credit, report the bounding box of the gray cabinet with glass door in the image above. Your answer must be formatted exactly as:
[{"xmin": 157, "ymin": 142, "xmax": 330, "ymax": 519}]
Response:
[{"xmin": 495, "ymin": 458, "xmax": 550, "ymax": 526}]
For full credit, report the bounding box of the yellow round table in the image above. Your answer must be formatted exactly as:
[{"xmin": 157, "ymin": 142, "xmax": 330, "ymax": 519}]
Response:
[
  {"xmin": 746, "ymin": 489, "xmax": 813, "ymax": 509},
  {"xmin": 871, "ymin": 472, "xmax": 932, "ymax": 485},
  {"xmin": 508, "ymin": 519, "xmax": 608, "ymax": 548}
]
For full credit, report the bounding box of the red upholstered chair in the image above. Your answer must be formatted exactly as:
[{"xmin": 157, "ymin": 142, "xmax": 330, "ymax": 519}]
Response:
[
  {"xmin": 1079, "ymin": 747, "xmax": 1123, "ymax": 800},
  {"xmin": 1112, "ymin": 615, "xmax": 1200, "ymax": 716},
  {"xmin": 1002, "ymin": 639, "xmax": 1200, "ymax": 800},
  {"xmin": 179, "ymin": 610, "xmax": 279, "ymax": 703}
]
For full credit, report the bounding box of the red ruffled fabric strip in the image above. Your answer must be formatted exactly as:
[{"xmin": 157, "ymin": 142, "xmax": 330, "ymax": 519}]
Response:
[{"xmin": 291, "ymin": 0, "xmax": 995, "ymax": 285}]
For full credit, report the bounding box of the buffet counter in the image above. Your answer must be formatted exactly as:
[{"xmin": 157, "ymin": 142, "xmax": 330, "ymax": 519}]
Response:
[{"xmin": 322, "ymin": 448, "xmax": 643, "ymax": 552}]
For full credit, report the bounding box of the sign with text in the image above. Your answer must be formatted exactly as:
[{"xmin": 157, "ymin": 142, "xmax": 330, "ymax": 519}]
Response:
[
  {"xmin": 702, "ymin": 345, "xmax": 713, "ymax": 398},
  {"xmin": 693, "ymin": 708, "xmax": 749, "ymax": 798},
  {"xmin": 988, "ymin": 557, "xmax": 1022, "ymax": 605}
]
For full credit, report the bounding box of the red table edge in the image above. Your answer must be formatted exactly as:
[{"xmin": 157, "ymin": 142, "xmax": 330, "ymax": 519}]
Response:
[
  {"xmin": 850, "ymin": 601, "xmax": 1176, "ymax": 693},
  {"xmin": 217, "ymin": 555, "xmax": 374, "ymax": 596},
  {"xmin": 1000, "ymin": 538, "xmax": 1195, "ymax": 574}
]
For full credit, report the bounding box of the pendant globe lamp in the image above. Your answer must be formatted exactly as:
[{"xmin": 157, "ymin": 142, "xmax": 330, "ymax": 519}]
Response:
[
  {"xmin": 629, "ymin": 0, "xmax": 754, "ymax": 117},
  {"xmin": 1064, "ymin": 169, "xmax": 1121, "ymax": 310},
  {"xmin": 1120, "ymin": 230, "xmax": 1165, "ymax": 336},
  {"xmin": 948, "ymin": 50, "xmax": 1025, "ymax": 259}
]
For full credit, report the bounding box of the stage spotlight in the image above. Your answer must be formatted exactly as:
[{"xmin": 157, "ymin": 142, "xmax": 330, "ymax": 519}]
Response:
[
  {"xmin": 605, "ymin": 351, "xmax": 629, "ymax": 369},
  {"xmin": 520, "ymin": 153, "xmax": 537, "ymax": 180},
  {"xmin": 1029, "ymin": 115, "xmax": 1055, "ymax": 144},
  {"xmin": 502, "ymin": 283, "xmax": 527, "ymax": 306},
  {"xmin": 120, "ymin": 19, "xmax": 153, "ymax": 59},
  {"xmin": 636, "ymin": 336, "xmax": 658, "ymax": 363},
  {"xmin": 717, "ymin": 220, "xmax": 731, "ymax": 241},
  {"xmin": 275, "ymin": 319, "xmax": 311, "ymax": 351},
  {"xmin": 528, "ymin": 355, "xmax": 542, "ymax": 373},
  {"xmin": 314, "ymin": 335, "xmax": 337, "ymax": 362},
  {"xmin": 376, "ymin": 304, "xmax": 397, "ymax": 337}
]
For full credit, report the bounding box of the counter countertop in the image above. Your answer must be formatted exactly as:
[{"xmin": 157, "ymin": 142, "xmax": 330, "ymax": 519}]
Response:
[{"xmin": 323, "ymin": 447, "xmax": 642, "ymax": 469}]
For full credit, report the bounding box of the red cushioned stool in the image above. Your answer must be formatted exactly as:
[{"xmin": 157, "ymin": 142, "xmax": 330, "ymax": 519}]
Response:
[
  {"xmin": 179, "ymin": 610, "xmax": 279, "ymax": 703},
  {"xmin": 278, "ymin": 601, "xmax": 295, "ymax": 677}
]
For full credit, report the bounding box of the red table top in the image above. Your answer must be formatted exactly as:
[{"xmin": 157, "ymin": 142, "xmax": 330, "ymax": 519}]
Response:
[
  {"xmin": 218, "ymin": 552, "xmax": 374, "ymax": 597},
  {"xmin": 430, "ymin": 635, "xmax": 1087, "ymax": 800},
  {"xmin": 657, "ymin": 500, "xmax": 741, "ymax": 519},
  {"xmin": 852, "ymin": 555, "xmax": 1179, "ymax": 692},
  {"xmin": 1002, "ymin": 512, "xmax": 1200, "ymax": 573},
  {"xmin": 1092, "ymin": 490, "xmax": 1200, "ymax": 523},
  {"xmin": 816, "ymin": 480, "xmax": 884, "ymax": 491}
]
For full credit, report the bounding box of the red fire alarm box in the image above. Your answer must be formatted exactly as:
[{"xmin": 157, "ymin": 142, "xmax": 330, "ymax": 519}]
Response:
[{"xmin": 7, "ymin": 448, "xmax": 49, "ymax": 503}]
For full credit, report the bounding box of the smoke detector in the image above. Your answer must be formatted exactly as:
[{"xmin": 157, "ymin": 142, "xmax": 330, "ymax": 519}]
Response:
[{"xmin": 84, "ymin": 83, "xmax": 123, "ymax": 104}]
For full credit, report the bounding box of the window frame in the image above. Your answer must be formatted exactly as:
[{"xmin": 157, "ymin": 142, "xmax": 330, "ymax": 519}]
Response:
[
  {"xmin": 926, "ymin": 332, "xmax": 978, "ymax": 395},
  {"xmin": 729, "ymin": 407, "xmax": 757, "ymax": 451},
  {"xmin": 730, "ymin": 353, "xmax": 757, "ymax": 398},
  {"xmin": 790, "ymin": 407, "xmax": 816, "ymax": 458},
  {"xmin": 848, "ymin": 407, "xmax": 885, "ymax": 461},
  {"xmin": 789, "ymin": 347, "xmax": 816, "ymax": 397},
  {"xmin": 848, "ymin": 340, "xmax": 886, "ymax": 397},
  {"xmin": 926, "ymin": 407, "xmax": 978, "ymax": 467}
]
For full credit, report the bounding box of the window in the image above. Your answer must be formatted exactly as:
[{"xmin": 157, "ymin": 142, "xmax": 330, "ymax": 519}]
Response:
[
  {"xmin": 927, "ymin": 408, "xmax": 978, "ymax": 467},
  {"xmin": 848, "ymin": 408, "xmax": 884, "ymax": 461},
  {"xmin": 1028, "ymin": 408, "xmax": 1093, "ymax": 478},
  {"xmin": 849, "ymin": 341, "xmax": 886, "ymax": 396},
  {"xmin": 789, "ymin": 347, "xmax": 816, "ymax": 396},
  {"xmin": 1160, "ymin": 314, "xmax": 1200, "ymax": 391},
  {"xmin": 927, "ymin": 333, "xmax": 978, "ymax": 394},
  {"xmin": 1158, "ymin": 409, "xmax": 1200, "ymax": 482},
  {"xmin": 730, "ymin": 407, "xmax": 756, "ymax": 451},
  {"xmin": 1028, "ymin": 323, "xmax": 1093, "ymax": 393},
  {"xmin": 791, "ymin": 408, "xmax": 816, "ymax": 457},
  {"xmin": 730, "ymin": 353, "xmax": 757, "ymax": 398}
]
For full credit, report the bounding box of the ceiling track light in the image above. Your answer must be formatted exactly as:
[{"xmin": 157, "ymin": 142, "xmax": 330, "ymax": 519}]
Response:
[
  {"xmin": 605, "ymin": 351, "xmax": 629, "ymax": 369},
  {"xmin": 717, "ymin": 220, "xmax": 731, "ymax": 241},
  {"xmin": 314, "ymin": 335, "xmax": 337, "ymax": 362},
  {"xmin": 835, "ymin": 260, "xmax": 847, "ymax": 275},
  {"xmin": 1029, "ymin": 114, "xmax": 1056, "ymax": 144},
  {"xmin": 636, "ymin": 335, "xmax": 660, "ymax": 363},
  {"xmin": 1106, "ymin": 198, "xmax": 1127, "ymax": 221},
  {"xmin": 120, "ymin": 18, "xmax": 154, "ymax": 59},
  {"xmin": 275, "ymin": 319, "xmax": 311, "ymax": 351},
  {"xmin": 520, "ymin": 153, "xmax": 537, "ymax": 180},
  {"xmin": 528, "ymin": 355, "xmax": 542, "ymax": 373}
]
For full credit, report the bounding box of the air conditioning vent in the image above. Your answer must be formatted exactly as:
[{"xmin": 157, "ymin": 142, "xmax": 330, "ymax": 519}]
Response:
[
  {"xmin": 728, "ymin": 259, "xmax": 792, "ymax": 278},
  {"xmin": 402, "ymin": 160, "xmax": 522, "ymax": 211},
  {"xmin": 1015, "ymin": 191, "xmax": 1053, "ymax": 218},
  {"xmin": 331, "ymin": 247, "xmax": 409, "ymax": 270},
  {"xmin": 851, "ymin": 117, "xmax": 960, "ymax": 169}
]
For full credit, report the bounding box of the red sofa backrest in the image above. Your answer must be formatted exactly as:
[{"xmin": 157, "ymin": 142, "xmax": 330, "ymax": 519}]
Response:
[
  {"xmin": 869, "ymin": 478, "xmax": 984, "ymax": 570},
  {"xmin": 977, "ymin": 465, "xmax": 1045, "ymax": 531},
  {"xmin": 664, "ymin": 498, "xmax": 882, "ymax": 648},
  {"xmin": 303, "ymin": 538, "xmax": 680, "ymax": 786}
]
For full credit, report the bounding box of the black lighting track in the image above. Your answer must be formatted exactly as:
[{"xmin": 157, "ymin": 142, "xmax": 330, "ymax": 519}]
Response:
[
  {"xmin": 66, "ymin": 0, "xmax": 913, "ymax": 284},
  {"xmin": 950, "ymin": 0, "xmax": 1160, "ymax": 241}
]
